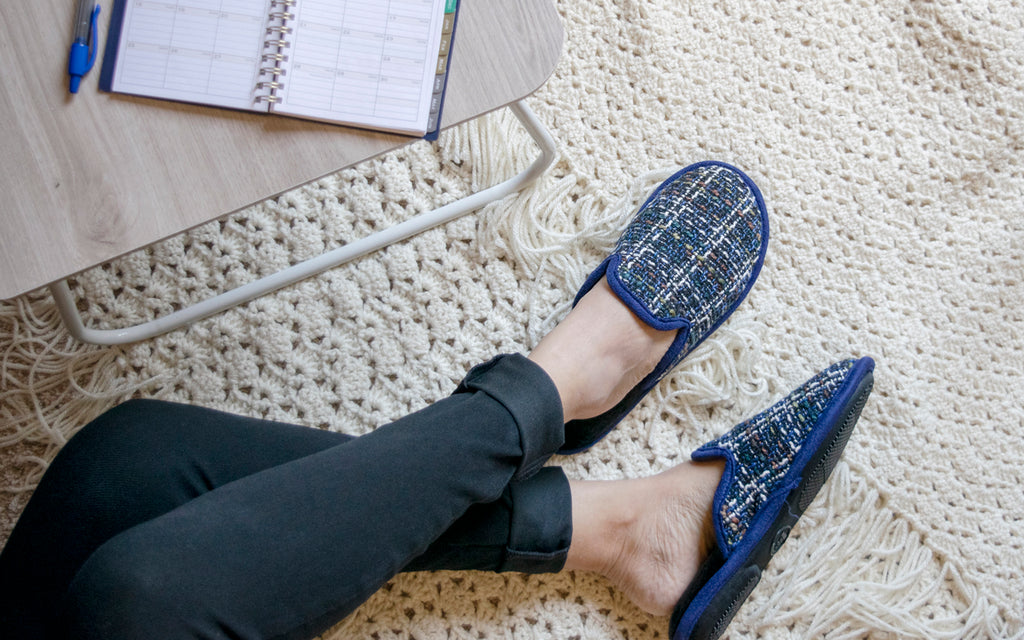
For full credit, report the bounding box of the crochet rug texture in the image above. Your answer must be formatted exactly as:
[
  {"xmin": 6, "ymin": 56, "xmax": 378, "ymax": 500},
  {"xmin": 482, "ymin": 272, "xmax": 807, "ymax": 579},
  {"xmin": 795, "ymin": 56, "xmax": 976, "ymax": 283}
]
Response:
[{"xmin": 2, "ymin": 0, "xmax": 1022, "ymax": 638}]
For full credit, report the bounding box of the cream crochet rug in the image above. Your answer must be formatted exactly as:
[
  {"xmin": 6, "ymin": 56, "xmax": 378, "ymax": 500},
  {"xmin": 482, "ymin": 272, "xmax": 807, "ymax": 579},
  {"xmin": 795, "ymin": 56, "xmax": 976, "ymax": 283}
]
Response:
[{"xmin": 2, "ymin": 0, "xmax": 1022, "ymax": 638}]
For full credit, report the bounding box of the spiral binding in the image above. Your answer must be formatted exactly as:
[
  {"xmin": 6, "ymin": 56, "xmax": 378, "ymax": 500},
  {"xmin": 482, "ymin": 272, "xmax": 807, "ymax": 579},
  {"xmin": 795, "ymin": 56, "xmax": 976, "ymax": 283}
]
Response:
[{"xmin": 255, "ymin": 1, "xmax": 296, "ymax": 105}]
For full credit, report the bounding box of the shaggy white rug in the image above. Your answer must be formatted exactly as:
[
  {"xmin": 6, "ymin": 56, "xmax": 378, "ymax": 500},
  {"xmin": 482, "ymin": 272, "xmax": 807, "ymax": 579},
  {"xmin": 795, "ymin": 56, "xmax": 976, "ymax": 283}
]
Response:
[{"xmin": 2, "ymin": 0, "xmax": 1022, "ymax": 638}]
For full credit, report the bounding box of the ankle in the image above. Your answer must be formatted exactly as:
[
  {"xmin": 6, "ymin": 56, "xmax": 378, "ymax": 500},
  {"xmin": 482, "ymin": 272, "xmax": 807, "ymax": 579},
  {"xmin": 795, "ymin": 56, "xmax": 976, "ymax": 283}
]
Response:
[
  {"xmin": 527, "ymin": 278, "xmax": 677, "ymax": 422},
  {"xmin": 564, "ymin": 479, "xmax": 640, "ymax": 575}
]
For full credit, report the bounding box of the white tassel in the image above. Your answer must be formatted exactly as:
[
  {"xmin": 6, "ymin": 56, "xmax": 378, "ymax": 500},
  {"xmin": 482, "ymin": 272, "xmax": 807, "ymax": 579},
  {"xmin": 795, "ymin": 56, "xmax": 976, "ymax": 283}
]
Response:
[{"xmin": 0, "ymin": 291, "xmax": 142, "ymax": 490}]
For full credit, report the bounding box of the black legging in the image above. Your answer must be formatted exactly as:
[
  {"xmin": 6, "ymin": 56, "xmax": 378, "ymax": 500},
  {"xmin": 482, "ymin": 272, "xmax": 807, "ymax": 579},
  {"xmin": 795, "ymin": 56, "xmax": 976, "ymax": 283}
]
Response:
[{"xmin": 0, "ymin": 354, "xmax": 573, "ymax": 639}]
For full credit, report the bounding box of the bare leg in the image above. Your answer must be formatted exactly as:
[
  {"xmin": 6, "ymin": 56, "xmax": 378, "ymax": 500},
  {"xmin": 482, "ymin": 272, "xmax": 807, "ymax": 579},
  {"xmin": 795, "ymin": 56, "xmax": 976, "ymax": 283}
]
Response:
[
  {"xmin": 528, "ymin": 277, "xmax": 677, "ymax": 422},
  {"xmin": 565, "ymin": 459, "xmax": 724, "ymax": 616},
  {"xmin": 527, "ymin": 275, "xmax": 724, "ymax": 615}
]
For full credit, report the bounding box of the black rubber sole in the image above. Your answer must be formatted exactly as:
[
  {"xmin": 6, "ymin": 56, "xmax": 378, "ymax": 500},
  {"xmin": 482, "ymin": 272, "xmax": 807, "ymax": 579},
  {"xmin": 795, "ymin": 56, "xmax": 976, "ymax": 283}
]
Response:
[{"xmin": 678, "ymin": 368, "xmax": 874, "ymax": 640}]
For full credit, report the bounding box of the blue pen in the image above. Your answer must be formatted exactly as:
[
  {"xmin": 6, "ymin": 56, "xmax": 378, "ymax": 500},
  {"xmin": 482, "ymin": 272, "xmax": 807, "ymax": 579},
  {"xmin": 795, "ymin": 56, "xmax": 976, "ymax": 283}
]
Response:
[{"xmin": 68, "ymin": 0, "xmax": 100, "ymax": 94}]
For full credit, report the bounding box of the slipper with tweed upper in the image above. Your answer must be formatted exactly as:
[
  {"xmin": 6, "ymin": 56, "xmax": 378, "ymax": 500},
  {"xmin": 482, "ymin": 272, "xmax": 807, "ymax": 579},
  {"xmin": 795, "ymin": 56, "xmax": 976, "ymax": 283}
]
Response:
[
  {"xmin": 669, "ymin": 357, "xmax": 875, "ymax": 640},
  {"xmin": 561, "ymin": 160, "xmax": 770, "ymax": 454}
]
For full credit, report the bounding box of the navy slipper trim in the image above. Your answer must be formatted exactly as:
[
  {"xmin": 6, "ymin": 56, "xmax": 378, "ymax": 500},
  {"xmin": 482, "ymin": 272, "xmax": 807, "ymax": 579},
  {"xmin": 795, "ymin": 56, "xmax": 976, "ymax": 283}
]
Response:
[{"xmin": 668, "ymin": 357, "xmax": 875, "ymax": 640}]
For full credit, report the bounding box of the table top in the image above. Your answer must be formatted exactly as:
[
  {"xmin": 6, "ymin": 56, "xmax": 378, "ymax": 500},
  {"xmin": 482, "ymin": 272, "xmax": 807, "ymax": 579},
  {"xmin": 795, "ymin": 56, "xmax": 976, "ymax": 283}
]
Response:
[{"xmin": 0, "ymin": 1, "xmax": 563, "ymax": 300}]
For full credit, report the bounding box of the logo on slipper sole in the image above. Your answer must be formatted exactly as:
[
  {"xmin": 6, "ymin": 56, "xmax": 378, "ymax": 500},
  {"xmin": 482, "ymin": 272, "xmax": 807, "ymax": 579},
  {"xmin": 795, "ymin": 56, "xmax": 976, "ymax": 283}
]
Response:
[{"xmin": 770, "ymin": 526, "xmax": 792, "ymax": 555}]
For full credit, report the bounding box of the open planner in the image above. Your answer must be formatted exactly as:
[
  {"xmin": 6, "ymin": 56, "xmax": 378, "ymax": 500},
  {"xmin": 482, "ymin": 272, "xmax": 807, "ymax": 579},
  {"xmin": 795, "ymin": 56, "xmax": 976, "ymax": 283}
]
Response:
[{"xmin": 100, "ymin": 0, "xmax": 458, "ymax": 137}]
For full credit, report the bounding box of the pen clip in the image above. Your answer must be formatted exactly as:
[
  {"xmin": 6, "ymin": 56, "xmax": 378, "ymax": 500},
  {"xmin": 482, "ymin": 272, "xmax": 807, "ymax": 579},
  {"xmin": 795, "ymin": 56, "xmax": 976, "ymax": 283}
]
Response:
[{"xmin": 86, "ymin": 5, "xmax": 100, "ymax": 71}]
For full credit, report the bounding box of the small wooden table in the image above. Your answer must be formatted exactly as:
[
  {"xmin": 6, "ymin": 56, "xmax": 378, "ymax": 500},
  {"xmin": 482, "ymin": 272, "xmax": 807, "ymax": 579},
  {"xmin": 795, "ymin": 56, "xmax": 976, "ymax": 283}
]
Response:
[{"xmin": 0, "ymin": 1, "xmax": 563, "ymax": 343}]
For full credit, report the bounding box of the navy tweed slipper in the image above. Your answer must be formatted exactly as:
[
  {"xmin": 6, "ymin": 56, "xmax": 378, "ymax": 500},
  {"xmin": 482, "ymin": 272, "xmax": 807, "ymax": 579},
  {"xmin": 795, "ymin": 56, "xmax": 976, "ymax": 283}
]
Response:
[
  {"xmin": 561, "ymin": 161, "xmax": 769, "ymax": 454},
  {"xmin": 669, "ymin": 357, "xmax": 875, "ymax": 640}
]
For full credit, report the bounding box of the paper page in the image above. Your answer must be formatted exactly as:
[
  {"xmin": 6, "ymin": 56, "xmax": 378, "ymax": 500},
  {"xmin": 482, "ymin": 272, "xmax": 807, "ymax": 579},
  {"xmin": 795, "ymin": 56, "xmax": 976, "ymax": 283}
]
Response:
[
  {"xmin": 272, "ymin": 0, "xmax": 446, "ymax": 134},
  {"xmin": 107, "ymin": 0, "xmax": 273, "ymax": 112}
]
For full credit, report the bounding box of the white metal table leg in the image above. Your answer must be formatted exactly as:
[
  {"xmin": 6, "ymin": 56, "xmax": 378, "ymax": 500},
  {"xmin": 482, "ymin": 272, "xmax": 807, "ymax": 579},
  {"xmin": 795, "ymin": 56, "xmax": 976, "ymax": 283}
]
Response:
[{"xmin": 49, "ymin": 101, "xmax": 557, "ymax": 346}]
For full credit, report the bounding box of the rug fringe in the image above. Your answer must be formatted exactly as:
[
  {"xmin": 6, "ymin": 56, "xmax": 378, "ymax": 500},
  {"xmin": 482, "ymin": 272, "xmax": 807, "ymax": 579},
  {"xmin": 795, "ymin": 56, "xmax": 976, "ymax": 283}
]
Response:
[
  {"xmin": 0, "ymin": 290, "xmax": 142, "ymax": 489},
  {"xmin": 737, "ymin": 461, "xmax": 1024, "ymax": 640}
]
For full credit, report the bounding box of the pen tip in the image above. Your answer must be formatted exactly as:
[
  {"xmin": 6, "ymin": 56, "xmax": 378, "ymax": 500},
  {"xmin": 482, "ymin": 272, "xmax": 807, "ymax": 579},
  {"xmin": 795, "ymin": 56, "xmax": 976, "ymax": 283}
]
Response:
[{"xmin": 69, "ymin": 76, "xmax": 81, "ymax": 94}]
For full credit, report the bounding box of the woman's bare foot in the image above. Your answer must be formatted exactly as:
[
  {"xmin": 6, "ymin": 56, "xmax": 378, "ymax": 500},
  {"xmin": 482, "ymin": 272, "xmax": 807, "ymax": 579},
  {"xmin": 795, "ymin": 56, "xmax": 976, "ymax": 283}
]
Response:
[
  {"xmin": 527, "ymin": 277, "xmax": 677, "ymax": 423},
  {"xmin": 563, "ymin": 459, "xmax": 724, "ymax": 616},
  {"xmin": 529, "ymin": 274, "xmax": 721, "ymax": 614}
]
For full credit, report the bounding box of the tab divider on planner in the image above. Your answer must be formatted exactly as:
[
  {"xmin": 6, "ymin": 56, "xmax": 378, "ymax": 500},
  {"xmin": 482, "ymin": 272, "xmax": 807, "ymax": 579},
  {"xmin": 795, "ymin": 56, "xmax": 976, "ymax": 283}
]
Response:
[{"xmin": 425, "ymin": 0, "xmax": 459, "ymax": 139}]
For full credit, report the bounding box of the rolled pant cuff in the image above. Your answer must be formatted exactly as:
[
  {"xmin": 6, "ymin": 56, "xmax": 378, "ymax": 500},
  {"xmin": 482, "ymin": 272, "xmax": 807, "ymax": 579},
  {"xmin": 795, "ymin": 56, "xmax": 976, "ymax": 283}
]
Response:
[
  {"xmin": 499, "ymin": 467, "xmax": 571, "ymax": 573},
  {"xmin": 455, "ymin": 354, "xmax": 564, "ymax": 481}
]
